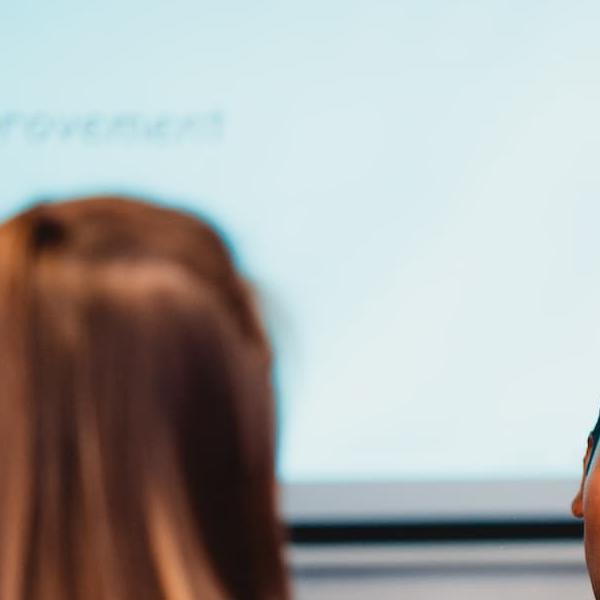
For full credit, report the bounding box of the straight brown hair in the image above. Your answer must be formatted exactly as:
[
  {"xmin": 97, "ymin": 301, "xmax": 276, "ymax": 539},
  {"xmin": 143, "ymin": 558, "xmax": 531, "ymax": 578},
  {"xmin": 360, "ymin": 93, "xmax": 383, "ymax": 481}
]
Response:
[{"xmin": 0, "ymin": 196, "xmax": 288, "ymax": 600}]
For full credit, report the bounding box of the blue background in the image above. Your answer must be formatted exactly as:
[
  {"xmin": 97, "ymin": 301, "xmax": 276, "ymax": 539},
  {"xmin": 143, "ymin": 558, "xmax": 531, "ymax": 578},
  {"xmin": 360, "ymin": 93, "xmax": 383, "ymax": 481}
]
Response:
[{"xmin": 2, "ymin": 0, "xmax": 600, "ymax": 484}]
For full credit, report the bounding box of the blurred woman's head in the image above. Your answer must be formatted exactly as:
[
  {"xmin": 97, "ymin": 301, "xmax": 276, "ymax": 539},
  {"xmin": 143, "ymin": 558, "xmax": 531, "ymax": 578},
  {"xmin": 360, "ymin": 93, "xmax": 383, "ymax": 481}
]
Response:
[{"xmin": 0, "ymin": 196, "xmax": 288, "ymax": 600}]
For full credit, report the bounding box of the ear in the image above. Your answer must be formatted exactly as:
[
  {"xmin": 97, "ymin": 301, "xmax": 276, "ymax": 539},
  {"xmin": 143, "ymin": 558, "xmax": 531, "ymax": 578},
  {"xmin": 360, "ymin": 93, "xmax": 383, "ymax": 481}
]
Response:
[{"xmin": 572, "ymin": 436, "xmax": 595, "ymax": 519}]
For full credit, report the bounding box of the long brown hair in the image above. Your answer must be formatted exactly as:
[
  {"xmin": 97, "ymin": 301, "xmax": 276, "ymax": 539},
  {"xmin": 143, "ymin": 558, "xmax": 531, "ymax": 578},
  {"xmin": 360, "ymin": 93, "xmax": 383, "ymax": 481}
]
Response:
[{"xmin": 0, "ymin": 196, "xmax": 288, "ymax": 600}]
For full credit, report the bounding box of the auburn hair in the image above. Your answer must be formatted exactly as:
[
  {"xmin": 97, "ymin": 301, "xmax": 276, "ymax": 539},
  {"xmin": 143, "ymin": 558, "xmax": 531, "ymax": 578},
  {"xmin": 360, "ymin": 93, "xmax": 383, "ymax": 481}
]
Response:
[{"xmin": 0, "ymin": 196, "xmax": 288, "ymax": 600}]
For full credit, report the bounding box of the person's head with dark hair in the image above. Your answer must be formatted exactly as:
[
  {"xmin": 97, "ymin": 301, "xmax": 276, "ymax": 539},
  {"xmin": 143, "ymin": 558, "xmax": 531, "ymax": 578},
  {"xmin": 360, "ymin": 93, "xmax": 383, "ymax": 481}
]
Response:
[
  {"xmin": 572, "ymin": 411, "xmax": 600, "ymax": 597},
  {"xmin": 0, "ymin": 196, "xmax": 288, "ymax": 600}
]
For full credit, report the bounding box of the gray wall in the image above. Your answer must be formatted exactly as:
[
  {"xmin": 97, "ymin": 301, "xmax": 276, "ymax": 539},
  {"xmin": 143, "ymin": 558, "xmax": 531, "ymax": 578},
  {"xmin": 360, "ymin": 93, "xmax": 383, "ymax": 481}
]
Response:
[{"xmin": 291, "ymin": 541, "xmax": 593, "ymax": 599}]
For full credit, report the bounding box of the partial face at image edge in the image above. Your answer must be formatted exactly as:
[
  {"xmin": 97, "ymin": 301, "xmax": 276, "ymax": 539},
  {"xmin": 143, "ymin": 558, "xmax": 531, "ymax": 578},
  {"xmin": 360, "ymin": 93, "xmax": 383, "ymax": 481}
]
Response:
[{"xmin": 573, "ymin": 411, "xmax": 600, "ymax": 598}]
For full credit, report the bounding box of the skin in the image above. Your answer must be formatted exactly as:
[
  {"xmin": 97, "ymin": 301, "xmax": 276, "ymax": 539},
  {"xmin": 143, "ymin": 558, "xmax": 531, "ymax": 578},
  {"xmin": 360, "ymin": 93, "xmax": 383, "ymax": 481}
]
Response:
[{"xmin": 573, "ymin": 436, "xmax": 600, "ymax": 598}]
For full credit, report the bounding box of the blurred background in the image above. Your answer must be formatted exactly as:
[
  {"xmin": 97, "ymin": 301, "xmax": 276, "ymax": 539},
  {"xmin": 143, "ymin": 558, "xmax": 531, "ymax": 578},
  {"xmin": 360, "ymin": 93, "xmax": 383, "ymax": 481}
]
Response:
[{"xmin": 3, "ymin": 1, "xmax": 600, "ymax": 597}]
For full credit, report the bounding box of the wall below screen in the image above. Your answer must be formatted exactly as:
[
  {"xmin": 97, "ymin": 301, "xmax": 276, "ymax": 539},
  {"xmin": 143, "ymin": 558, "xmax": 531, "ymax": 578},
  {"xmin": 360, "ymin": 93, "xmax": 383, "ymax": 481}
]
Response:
[
  {"xmin": 283, "ymin": 479, "xmax": 581, "ymax": 522},
  {"xmin": 291, "ymin": 542, "xmax": 593, "ymax": 600}
]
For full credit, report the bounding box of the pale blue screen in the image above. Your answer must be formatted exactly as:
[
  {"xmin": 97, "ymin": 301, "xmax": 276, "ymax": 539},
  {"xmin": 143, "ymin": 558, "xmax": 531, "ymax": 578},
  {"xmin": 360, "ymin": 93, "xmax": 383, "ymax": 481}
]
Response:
[{"xmin": 2, "ymin": 1, "xmax": 600, "ymax": 495}]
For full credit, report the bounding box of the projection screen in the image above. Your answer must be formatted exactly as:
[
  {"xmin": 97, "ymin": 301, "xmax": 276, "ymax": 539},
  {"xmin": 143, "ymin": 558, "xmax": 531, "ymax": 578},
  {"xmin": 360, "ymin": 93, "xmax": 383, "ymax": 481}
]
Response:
[{"xmin": 2, "ymin": 0, "xmax": 600, "ymax": 523}]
